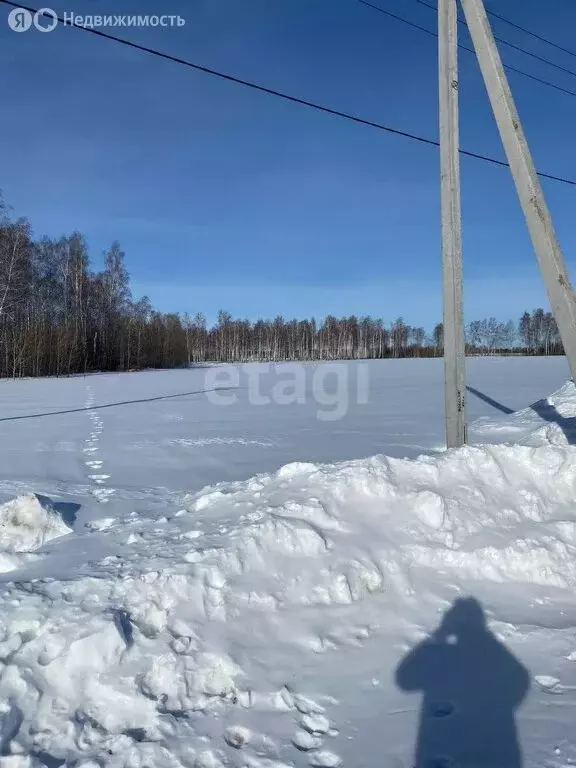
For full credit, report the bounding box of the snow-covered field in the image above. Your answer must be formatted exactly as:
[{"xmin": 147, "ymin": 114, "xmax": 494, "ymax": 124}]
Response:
[
  {"xmin": 0, "ymin": 357, "xmax": 575, "ymax": 768},
  {"xmin": 0, "ymin": 356, "xmax": 570, "ymax": 507}
]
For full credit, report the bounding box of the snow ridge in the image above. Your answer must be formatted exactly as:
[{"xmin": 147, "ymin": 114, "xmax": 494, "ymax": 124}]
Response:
[
  {"xmin": 0, "ymin": 494, "xmax": 72, "ymax": 573},
  {"xmin": 2, "ymin": 385, "xmax": 576, "ymax": 766}
]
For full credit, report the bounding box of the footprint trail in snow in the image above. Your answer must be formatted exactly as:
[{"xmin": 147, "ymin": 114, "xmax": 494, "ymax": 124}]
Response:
[{"xmin": 83, "ymin": 383, "xmax": 115, "ymax": 504}]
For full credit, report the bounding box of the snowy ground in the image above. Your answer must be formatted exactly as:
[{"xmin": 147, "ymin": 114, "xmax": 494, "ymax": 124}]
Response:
[
  {"xmin": 0, "ymin": 357, "xmax": 575, "ymax": 768},
  {"xmin": 0, "ymin": 356, "xmax": 569, "ymax": 510}
]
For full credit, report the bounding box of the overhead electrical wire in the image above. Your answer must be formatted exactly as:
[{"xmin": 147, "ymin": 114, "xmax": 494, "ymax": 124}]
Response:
[
  {"xmin": 2, "ymin": 0, "xmax": 575, "ymax": 187},
  {"xmin": 414, "ymin": 0, "xmax": 576, "ymax": 81},
  {"xmin": 481, "ymin": 6, "xmax": 576, "ymax": 61},
  {"xmin": 357, "ymin": 0, "xmax": 576, "ymax": 101}
]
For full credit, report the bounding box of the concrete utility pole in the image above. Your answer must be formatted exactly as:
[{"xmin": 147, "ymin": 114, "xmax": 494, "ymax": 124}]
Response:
[
  {"xmin": 460, "ymin": 0, "xmax": 576, "ymax": 383},
  {"xmin": 439, "ymin": 0, "xmax": 467, "ymax": 448}
]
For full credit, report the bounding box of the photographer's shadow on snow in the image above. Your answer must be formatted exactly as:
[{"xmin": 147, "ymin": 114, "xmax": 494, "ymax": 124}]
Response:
[{"xmin": 395, "ymin": 597, "xmax": 530, "ymax": 768}]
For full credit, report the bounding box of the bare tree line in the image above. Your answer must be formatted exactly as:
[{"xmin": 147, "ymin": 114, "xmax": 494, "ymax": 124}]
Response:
[
  {"xmin": 0, "ymin": 201, "xmax": 564, "ymax": 378},
  {"xmin": 0, "ymin": 201, "xmax": 187, "ymax": 377},
  {"xmin": 186, "ymin": 312, "xmax": 561, "ymax": 363}
]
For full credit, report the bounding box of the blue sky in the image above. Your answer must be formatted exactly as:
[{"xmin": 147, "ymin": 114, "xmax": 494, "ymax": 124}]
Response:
[{"xmin": 1, "ymin": 0, "xmax": 576, "ymax": 328}]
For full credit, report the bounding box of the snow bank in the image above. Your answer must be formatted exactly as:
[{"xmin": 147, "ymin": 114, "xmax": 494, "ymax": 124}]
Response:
[
  {"xmin": 1, "ymin": 386, "xmax": 576, "ymax": 766},
  {"xmin": 472, "ymin": 379, "xmax": 576, "ymax": 448},
  {"xmin": 0, "ymin": 494, "xmax": 72, "ymax": 572}
]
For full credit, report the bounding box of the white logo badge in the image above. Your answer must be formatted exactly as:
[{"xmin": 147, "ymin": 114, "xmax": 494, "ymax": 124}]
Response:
[{"xmin": 8, "ymin": 7, "xmax": 32, "ymax": 30}]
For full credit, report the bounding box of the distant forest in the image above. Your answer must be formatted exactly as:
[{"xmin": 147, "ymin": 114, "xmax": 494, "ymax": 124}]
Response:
[{"xmin": 0, "ymin": 200, "xmax": 565, "ymax": 378}]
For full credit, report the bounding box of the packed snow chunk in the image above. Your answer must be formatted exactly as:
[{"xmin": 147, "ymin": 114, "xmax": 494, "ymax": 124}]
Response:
[
  {"xmin": 308, "ymin": 750, "xmax": 342, "ymax": 767},
  {"xmin": 300, "ymin": 713, "xmax": 331, "ymax": 734},
  {"xmin": 534, "ymin": 675, "xmax": 564, "ymax": 694},
  {"xmin": 81, "ymin": 680, "xmax": 159, "ymax": 734},
  {"xmin": 276, "ymin": 462, "xmax": 319, "ymax": 479},
  {"xmin": 188, "ymin": 652, "xmax": 242, "ymax": 697},
  {"xmin": 293, "ymin": 694, "xmax": 325, "ymax": 715},
  {"xmin": 224, "ymin": 725, "xmax": 251, "ymax": 749},
  {"xmin": 39, "ymin": 621, "xmax": 128, "ymax": 688},
  {"xmin": 292, "ymin": 730, "xmax": 323, "ymax": 751},
  {"xmin": 85, "ymin": 517, "xmax": 116, "ymax": 532},
  {"xmin": 412, "ymin": 489, "xmax": 447, "ymax": 530},
  {"xmin": 0, "ymin": 494, "xmax": 72, "ymax": 553}
]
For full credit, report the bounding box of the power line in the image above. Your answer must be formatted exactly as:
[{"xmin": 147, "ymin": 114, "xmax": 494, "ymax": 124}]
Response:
[
  {"xmin": 414, "ymin": 0, "xmax": 576, "ymax": 81},
  {"xmin": 357, "ymin": 0, "xmax": 576, "ymax": 101},
  {"xmin": 2, "ymin": 0, "xmax": 576, "ymax": 187},
  {"xmin": 474, "ymin": 6, "xmax": 576, "ymax": 61}
]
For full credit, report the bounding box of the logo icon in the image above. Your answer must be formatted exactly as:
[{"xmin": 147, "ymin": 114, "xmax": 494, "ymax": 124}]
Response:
[
  {"xmin": 8, "ymin": 7, "xmax": 32, "ymax": 30},
  {"xmin": 7, "ymin": 6, "xmax": 58, "ymax": 31},
  {"xmin": 33, "ymin": 7, "xmax": 57, "ymax": 31}
]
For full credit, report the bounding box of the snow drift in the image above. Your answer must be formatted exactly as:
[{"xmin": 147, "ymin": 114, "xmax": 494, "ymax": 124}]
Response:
[
  {"xmin": 1, "ymin": 386, "xmax": 576, "ymax": 766},
  {"xmin": 0, "ymin": 493, "xmax": 72, "ymax": 573}
]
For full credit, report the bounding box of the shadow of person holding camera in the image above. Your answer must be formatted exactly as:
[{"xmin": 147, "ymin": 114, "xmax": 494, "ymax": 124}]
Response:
[{"xmin": 395, "ymin": 597, "xmax": 530, "ymax": 768}]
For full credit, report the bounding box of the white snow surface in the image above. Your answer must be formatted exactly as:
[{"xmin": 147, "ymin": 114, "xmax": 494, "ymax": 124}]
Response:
[
  {"xmin": 0, "ymin": 494, "xmax": 72, "ymax": 554},
  {"xmin": 0, "ymin": 494, "xmax": 72, "ymax": 573},
  {"xmin": 0, "ymin": 359, "xmax": 575, "ymax": 767}
]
